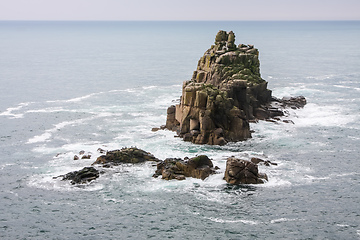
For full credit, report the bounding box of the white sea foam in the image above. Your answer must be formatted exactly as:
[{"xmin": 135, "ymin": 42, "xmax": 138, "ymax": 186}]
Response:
[
  {"xmin": 333, "ymin": 84, "xmax": 360, "ymax": 91},
  {"xmin": 0, "ymin": 163, "xmax": 16, "ymax": 170},
  {"xmin": 27, "ymin": 132, "xmax": 53, "ymax": 144},
  {"xmin": 270, "ymin": 218, "xmax": 299, "ymax": 224},
  {"xmin": 46, "ymin": 92, "xmax": 103, "ymax": 103},
  {"xmin": 26, "ymin": 112, "xmax": 113, "ymax": 144},
  {"xmin": 305, "ymin": 74, "xmax": 336, "ymax": 81},
  {"xmin": 208, "ymin": 217, "xmax": 259, "ymax": 225},
  {"xmin": 0, "ymin": 102, "xmax": 31, "ymax": 118},
  {"xmin": 28, "ymin": 174, "xmax": 104, "ymax": 192},
  {"xmin": 263, "ymin": 177, "xmax": 292, "ymax": 188},
  {"xmin": 336, "ymin": 224, "xmax": 350, "ymax": 228},
  {"xmin": 293, "ymin": 103, "xmax": 356, "ymax": 127},
  {"xmin": 142, "ymin": 85, "xmax": 157, "ymax": 90},
  {"xmin": 26, "ymin": 107, "xmax": 78, "ymax": 114}
]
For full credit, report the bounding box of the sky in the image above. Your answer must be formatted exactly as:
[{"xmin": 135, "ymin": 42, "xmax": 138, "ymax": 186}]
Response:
[{"xmin": 0, "ymin": 0, "xmax": 359, "ymax": 21}]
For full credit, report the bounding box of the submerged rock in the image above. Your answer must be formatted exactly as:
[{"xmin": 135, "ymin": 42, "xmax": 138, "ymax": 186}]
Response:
[
  {"xmin": 164, "ymin": 30, "xmax": 306, "ymax": 145},
  {"xmin": 153, "ymin": 155, "xmax": 217, "ymax": 180},
  {"xmin": 58, "ymin": 166, "xmax": 100, "ymax": 185},
  {"xmin": 224, "ymin": 157, "xmax": 268, "ymax": 184},
  {"xmin": 92, "ymin": 147, "xmax": 159, "ymax": 166}
]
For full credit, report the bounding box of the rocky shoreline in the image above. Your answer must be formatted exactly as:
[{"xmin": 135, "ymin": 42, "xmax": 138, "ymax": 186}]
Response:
[{"xmin": 55, "ymin": 30, "xmax": 306, "ymax": 186}]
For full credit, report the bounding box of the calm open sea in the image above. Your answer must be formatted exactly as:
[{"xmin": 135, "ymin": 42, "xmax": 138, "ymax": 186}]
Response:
[{"xmin": 0, "ymin": 21, "xmax": 359, "ymax": 239}]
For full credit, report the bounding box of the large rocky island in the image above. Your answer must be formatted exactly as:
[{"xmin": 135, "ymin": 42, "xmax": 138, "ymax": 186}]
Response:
[
  {"xmin": 57, "ymin": 31, "xmax": 306, "ymax": 186},
  {"xmin": 165, "ymin": 30, "xmax": 305, "ymax": 145}
]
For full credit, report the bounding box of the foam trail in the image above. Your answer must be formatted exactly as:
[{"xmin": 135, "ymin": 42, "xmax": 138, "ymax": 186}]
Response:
[
  {"xmin": 27, "ymin": 116, "xmax": 95, "ymax": 144},
  {"xmin": 0, "ymin": 102, "xmax": 31, "ymax": 118},
  {"xmin": 208, "ymin": 217, "xmax": 259, "ymax": 225},
  {"xmin": 333, "ymin": 85, "xmax": 360, "ymax": 91},
  {"xmin": 46, "ymin": 92, "xmax": 104, "ymax": 103}
]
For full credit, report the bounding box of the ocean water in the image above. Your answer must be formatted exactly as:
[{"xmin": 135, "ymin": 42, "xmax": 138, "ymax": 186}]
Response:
[{"xmin": 0, "ymin": 21, "xmax": 359, "ymax": 239}]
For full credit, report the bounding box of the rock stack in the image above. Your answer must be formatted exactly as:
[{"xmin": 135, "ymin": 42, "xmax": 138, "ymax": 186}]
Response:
[{"xmin": 165, "ymin": 30, "xmax": 276, "ymax": 145}]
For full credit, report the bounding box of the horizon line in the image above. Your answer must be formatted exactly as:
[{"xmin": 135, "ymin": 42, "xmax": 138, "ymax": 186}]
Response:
[{"xmin": 1, "ymin": 19, "xmax": 360, "ymax": 22}]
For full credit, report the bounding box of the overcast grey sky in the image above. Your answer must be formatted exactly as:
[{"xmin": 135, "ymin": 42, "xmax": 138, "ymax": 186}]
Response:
[{"xmin": 0, "ymin": 0, "xmax": 359, "ymax": 21}]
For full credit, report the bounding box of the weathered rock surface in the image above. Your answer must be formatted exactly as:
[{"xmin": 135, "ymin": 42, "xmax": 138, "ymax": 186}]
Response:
[
  {"xmin": 58, "ymin": 166, "xmax": 100, "ymax": 185},
  {"xmin": 164, "ymin": 30, "xmax": 306, "ymax": 145},
  {"xmin": 92, "ymin": 147, "xmax": 159, "ymax": 166},
  {"xmin": 153, "ymin": 155, "xmax": 217, "ymax": 180},
  {"xmin": 224, "ymin": 157, "xmax": 268, "ymax": 184}
]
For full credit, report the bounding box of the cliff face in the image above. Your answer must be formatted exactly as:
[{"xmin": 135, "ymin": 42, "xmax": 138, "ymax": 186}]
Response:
[{"xmin": 166, "ymin": 30, "xmax": 273, "ymax": 145}]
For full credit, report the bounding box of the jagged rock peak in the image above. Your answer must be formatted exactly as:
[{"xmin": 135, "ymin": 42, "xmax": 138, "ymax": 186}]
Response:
[
  {"xmin": 214, "ymin": 30, "xmax": 236, "ymax": 51},
  {"xmin": 192, "ymin": 30, "xmax": 263, "ymax": 88}
]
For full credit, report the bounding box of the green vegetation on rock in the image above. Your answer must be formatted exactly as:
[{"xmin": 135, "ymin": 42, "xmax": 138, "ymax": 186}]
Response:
[{"xmin": 165, "ymin": 30, "xmax": 273, "ymax": 145}]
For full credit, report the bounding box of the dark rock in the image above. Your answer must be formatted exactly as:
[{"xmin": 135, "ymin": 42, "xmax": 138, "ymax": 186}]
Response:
[
  {"xmin": 92, "ymin": 147, "xmax": 160, "ymax": 166},
  {"xmin": 183, "ymin": 132, "xmax": 193, "ymax": 142},
  {"xmin": 81, "ymin": 154, "xmax": 91, "ymax": 159},
  {"xmin": 79, "ymin": 150, "xmax": 85, "ymax": 155},
  {"xmin": 251, "ymin": 157, "xmax": 277, "ymax": 166},
  {"xmin": 281, "ymin": 96, "xmax": 307, "ymax": 108},
  {"xmin": 270, "ymin": 96, "xmax": 307, "ymax": 110},
  {"xmin": 59, "ymin": 167, "xmax": 99, "ymax": 184},
  {"xmin": 266, "ymin": 160, "xmax": 278, "ymax": 166},
  {"xmin": 251, "ymin": 157, "xmax": 265, "ymax": 164},
  {"xmin": 151, "ymin": 127, "xmax": 160, "ymax": 132},
  {"xmin": 254, "ymin": 107, "xmax": 270, "ymax": 120},
  {"xmin": 153, "ymin": 155, "xmax": 217, "ymax": 180},
  {"xmin": 268, "ymin": 108, "xmax": 285, "ymax": 118},
  {"xmin": 73, "ymin": 155, "xmax": 79, "ymax": 160},
  {"xmin": 283, "ymin": 120, "xmax": 294, "ymax": 124},
  {"xmin": 224, "ymin": 157, "xmax": 267, "ymax": 184},
  {"xmin": 152, "ymin": 125, "xmax": 167, "ymax": 132},
  {"xmin": 97, "ymin": 148, "xmax": 106, "ymax": 154}
]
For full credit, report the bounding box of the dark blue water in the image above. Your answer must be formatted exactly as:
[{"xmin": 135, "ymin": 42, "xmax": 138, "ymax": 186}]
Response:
[{"xmin": 0, "ymin": 21, "xmax": 359, "ymax": 239}]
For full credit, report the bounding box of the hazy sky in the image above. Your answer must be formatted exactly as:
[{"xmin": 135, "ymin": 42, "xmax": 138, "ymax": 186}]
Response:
[{"xmin": 0, "ymin": 0, "xmax": 359, "ymax": 21}]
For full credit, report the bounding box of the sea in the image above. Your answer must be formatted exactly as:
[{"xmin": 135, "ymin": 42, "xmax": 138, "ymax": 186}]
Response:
[{"xmin": 0, "ymin": 21, "xmax": 359, "ymax": 239}]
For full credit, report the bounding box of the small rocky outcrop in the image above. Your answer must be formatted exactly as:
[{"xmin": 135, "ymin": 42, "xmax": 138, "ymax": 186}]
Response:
[
  {"xmin": 274, "ymin": 96, "xmax": 307, "ymax": 109},
  {"xmin": 224, "ymin": 157, "xmax": 268, "ymax": 184},
  {"xmin": 92, "ymin": 147, "xmax": 159, "ymax": 166},
  {"xmin": 251, "ymin": 157, "xmax": 277, "ymax": 166},
  {"xmin": 164, "ymin": 30, "xmax": 306, "ymax": 145},
  {"xmin": 57, "ymin": 166, "xmax": 100, "ymax": 184},
  {"xmin": 56, "ymin": 148, "xmax": 277, "ymax": 185},
  {"xmin": 153, "ymin": 155, "xmax": 217, "ymax": 180},
  {"xmin": 73, "ymin": 150, "xmax": 92, "ymax": 160}
]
